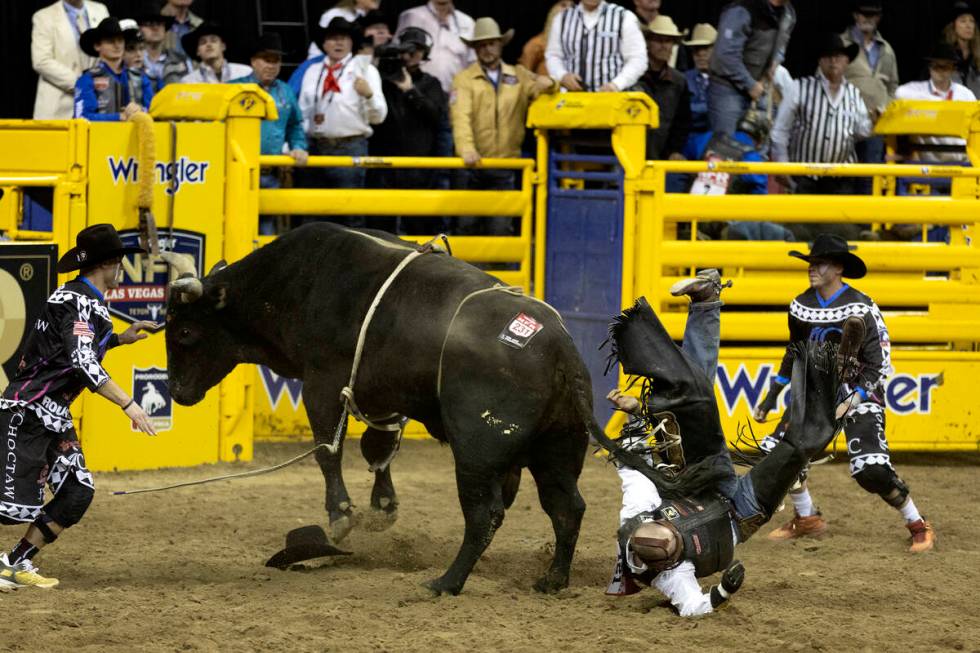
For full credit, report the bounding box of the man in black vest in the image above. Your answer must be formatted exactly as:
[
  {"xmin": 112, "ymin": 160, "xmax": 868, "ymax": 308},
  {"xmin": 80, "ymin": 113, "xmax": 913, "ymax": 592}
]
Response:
[
  {"xmin": 0, "ymin": 225, "xmax": 159, "ymax": 590},
  {"xmin": 603, "ymin": 270, "xmax": 848, "ymax": 615},
  {"xmin": 708, "ymin": 0, "xmax": 796, "ymax": 134}
]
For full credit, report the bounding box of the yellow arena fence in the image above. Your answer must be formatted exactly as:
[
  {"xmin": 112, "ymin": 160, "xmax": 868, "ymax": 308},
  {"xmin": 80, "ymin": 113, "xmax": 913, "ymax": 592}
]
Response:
[{"xmin": 0, "ymin": 88, "xmax": 978, "ymax": 471}]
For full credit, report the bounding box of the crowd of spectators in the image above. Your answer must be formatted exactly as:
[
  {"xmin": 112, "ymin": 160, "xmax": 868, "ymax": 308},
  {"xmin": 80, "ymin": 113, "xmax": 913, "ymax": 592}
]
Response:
[{"xmin": 28, "ymin": 0, "xmax": 980, "ymax": 241}]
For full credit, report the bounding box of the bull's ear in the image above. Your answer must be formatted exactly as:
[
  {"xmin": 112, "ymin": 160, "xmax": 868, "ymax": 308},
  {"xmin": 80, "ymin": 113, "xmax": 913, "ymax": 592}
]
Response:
[
  {"xmin": 208, "ymin": 260, "xmax": 228, "ymax": 276},
  {"xmin": 208, "ymin": 283, "xmax": 229, "ymax": 310}
]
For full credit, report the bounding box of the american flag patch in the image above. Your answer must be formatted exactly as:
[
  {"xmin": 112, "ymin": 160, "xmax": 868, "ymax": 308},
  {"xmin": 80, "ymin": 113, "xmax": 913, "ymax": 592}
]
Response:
[{"xmin": 73, "ymin": 321, "xmax": 94, "ymax": 338}]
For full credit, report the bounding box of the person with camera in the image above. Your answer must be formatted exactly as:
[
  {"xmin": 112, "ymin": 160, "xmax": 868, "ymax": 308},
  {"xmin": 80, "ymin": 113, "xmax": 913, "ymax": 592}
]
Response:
[{"xmin": 370, "ymin": 27, "xmax": 448, "ymax": 234}]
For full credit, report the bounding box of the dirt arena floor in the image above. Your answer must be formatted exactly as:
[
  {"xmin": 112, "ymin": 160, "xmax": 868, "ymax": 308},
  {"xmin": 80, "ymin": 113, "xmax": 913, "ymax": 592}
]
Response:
[{"xmin": 3, "ymin": 439, "xmax": 978, "ymax": 652}]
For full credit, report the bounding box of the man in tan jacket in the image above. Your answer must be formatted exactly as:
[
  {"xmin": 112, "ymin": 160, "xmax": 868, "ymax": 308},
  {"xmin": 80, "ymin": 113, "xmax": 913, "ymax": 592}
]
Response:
[
  {"xmin": 840, "ymin": 0, "xmax": 897, "ymax": 185},
  {"xmin": 31, "ymin": 0, "xmax": 110, "ymax": 119},
  {"xmin": 450, "ymin": 17, "xmax": 556, "ymax": 235}
]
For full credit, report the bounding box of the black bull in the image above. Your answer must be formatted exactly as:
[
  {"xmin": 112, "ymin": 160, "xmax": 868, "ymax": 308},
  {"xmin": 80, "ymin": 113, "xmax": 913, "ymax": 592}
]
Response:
[{"xmin": 163, "ymin": 223, "xmax": 605, "ymax": 595}]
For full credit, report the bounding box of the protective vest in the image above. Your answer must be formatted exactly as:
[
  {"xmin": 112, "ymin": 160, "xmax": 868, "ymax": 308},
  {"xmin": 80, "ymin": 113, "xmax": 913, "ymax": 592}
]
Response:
[
  {"xmin": 85, "ymin": 64, "xmax": 127, "ymax": 116},
  {"xmin": 654, "ymin": 493, "xmax": 736, "ymax": 578}
]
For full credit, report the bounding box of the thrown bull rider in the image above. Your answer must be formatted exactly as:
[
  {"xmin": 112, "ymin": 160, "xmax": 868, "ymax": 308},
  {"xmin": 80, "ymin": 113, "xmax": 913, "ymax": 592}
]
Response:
[{"xmin": 601, "ymin": 270, "xmax": 857, "ymax": 616}]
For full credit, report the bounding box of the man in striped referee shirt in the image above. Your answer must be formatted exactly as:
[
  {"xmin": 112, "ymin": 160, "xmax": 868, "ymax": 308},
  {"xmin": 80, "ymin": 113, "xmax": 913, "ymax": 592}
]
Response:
[
  {"xmin": 544, "ymin": 0, "xmax": 647, "ymax": 93},
  {"xmin": 771, "ymin": 33, "xmax": 873, "ymax": 241}
]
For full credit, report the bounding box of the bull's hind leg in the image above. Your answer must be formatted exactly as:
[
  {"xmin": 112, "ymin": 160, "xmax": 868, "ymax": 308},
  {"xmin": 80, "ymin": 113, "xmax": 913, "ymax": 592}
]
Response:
[
  {"xmin": 527, "ymin": 433, "xmax": 587, "ymax": 593},
  {"xmin": 360, "ymin": 424, "xmax": 401, "ymax": 531},
  {"xmin": 426, "ymin": 465, "xmax": 507, "ymax": 596}
]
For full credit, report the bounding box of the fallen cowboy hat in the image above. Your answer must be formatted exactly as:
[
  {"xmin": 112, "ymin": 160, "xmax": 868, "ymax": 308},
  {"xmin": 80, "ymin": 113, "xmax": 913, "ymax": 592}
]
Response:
[
  {"xmin": 926, "ymin": 41, "xmax": 960, "ymax": 64},
  {"xmin": 265, "ymin": 525, "xmax": 352, "ymax": 569},
  {"xmin": 80, "ymin": 17, "xmax": 128, "ymax": 57},
  {"xmin": 683, "ymin": 23, "xmax": 717, "ymax": 47},
  {"xmin": 788, "ymin": 233, "xmax": 867, "ymax": 279},
  {"xmin": 181, "ymin": 21, "xmax": 228, "ymax": 61},
  {"xmin": 133, "ymin": 0, "xmax": 175, "ymax": 28},
  {"xmin": 57, "ymin": 223, "xmax": 146, "ymax": 273},
  {"xmin": 461, "ymin": 17, "xmax": 514, "ymax": 46},
  {"xmin": 815, "ymin": 33, "xmax": 859, "ymax": 61},
  {"xmin": 645, "ymin": 15, "xmax": 686, "ymax": 39},
  {"xmin": 314, "ymin": 16, "xmax": 364, "ymax": 48},
  {"xmin": 249, "ymin": 32, "xmax": 285, "ymax": 58}
]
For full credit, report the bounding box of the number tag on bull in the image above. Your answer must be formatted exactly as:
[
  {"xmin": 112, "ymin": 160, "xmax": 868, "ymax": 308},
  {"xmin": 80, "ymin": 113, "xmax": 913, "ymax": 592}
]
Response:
[{"xmin": 498, "ymin": 312, "xmax": 544, "ymax": 349}]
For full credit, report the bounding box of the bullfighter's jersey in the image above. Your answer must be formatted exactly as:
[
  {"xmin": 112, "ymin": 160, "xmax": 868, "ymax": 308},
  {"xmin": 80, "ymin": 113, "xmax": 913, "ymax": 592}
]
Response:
[
  {"xmin": 774, "ymin": 284, "xmax": 893, "ymax": 403},
  {"xmin": 0, "ymin": 278, "xmax": 117, "ymax": 433}
]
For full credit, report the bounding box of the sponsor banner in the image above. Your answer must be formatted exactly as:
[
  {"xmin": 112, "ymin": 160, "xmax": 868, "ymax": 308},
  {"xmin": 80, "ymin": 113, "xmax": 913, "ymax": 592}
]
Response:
[
  {"xmin": 105, "ymin": 229, "xmax": 205, "ymax": 329},
  {"xmin": 107, "ymin": 156, "xmax": 210, "ymax": 195},
  {"xmin": 132, "ymin": 366, "xmax": 173, "ymax": 432},
  {"xmin": 0, "ymin": 245, "xmax": 57, "ymax": 389}
]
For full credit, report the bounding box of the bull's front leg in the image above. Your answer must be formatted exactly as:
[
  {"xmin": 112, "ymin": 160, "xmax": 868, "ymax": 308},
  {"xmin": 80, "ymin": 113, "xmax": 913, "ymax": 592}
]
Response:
[
  {"xmin": 359, "ymin": 423, "xmax": 402, "ymax": 531},
  {"xmin": 305, "ymin": 383, "xmax": 359, "ymax": 543}
]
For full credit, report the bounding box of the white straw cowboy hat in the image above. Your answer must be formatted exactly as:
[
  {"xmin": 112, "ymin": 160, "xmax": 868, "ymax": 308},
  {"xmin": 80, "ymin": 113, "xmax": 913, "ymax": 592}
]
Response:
[
  {"xmin": 461, "ymin": 17, "xmax": 514, "ymax": 46},
  {"xmin": 683, "ymin": 23, "xmax": 717, "ymax": 47},
  {"xmin": 645, "ymin": 15, "xmax": 686, "ymax": 39}
]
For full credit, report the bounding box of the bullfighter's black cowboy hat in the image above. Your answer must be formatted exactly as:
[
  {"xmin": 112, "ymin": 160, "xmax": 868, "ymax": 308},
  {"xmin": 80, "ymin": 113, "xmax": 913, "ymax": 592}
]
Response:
[
  {"xmin": 57, "ymin": 223, "xmax": 145, "ymax": 273},
  {"xmin": 788, "ymin": 233, "xmax": 867, "ymax": 279}
]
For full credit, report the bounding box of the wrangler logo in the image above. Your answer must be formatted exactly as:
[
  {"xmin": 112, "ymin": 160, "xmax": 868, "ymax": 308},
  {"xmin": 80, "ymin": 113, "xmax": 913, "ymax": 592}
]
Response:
[{"xmin": 107, "ymin": 156, "xmax": 210, "ymax": 195}]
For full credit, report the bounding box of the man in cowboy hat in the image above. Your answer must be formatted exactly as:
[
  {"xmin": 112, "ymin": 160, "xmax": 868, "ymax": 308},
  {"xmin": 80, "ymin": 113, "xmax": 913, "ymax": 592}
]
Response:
[
  {"xmin": 231, "ymin": 34, "xmax": 309, "ymax": 235},
  {"xmin": 450, "ymin": 18, "xmax": 556, "ymax": 236},
  {"xmin": 753, "ymin": 234, "xmax": 935, "ymax": 553},
  {"xmin": 0, "ymin": 224, "xmax": 159, "ymax": 589},
  {"xmin": 771, "ymin": 33, "xmax": 872, "ymax": 239},
  {"xmin": 73, "ymin": 17, "xmax": 155, "ymax": 121},
  {"xmin": 180, "ymin": 22, "xmax": 251, "ymax": 83},
  {"xmin": 135, "ymin": 0, "xmax": 188, "ymax": 90},
  {"xmin": 683, "ymin": 24, "xmax": 717, "ymax": 140},
  {"xmin": 637, "ymin": 16, "xmax": 691, "ymax": 163}
]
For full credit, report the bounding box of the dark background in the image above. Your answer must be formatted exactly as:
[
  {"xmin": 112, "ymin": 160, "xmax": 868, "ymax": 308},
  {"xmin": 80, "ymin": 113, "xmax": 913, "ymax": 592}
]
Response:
[{"xmin": 0, "ymin": 0, "xmax": 969, "ymax": 118}]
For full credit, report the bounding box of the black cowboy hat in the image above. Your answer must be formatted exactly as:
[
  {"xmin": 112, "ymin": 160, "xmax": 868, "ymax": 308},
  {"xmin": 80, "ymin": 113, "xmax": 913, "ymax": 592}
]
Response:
[
  {"xmin": 80, "ymin": 17, "xmax": 127, "ymax": 57},
  {"xmin": 249, "ymin": 32, "xmax": 285, "ymax": 58},
  {"xmin": 853, "ymin": 0, "xmax": 882, "ymax": 15},
  {"xmin": 926, "ymin": 41, "xmax": 960, "ymax": 64},
  {"xmin": 181, "ymin": 22, "xmax": 228, "ymax": 61},
  {"xmin": 788, "ymin": 233, "xmax": 867, "ymax": 279},
  {"xmin": 264, "ymin": 525, "xmax": 352, "ymax": 569},
  {"xmin": 314, "ymin": 17, "xmax": 363, "ymax": 49},
  {"xmin": 950, "ymin": 1, "xmax": 976, "ymax": 22},
  {"xmin": 57, "ymin": 224, "xmax": 146, "ymax": 274},
  {"xmin": 815, "ymin": 33, "xmax": 859, "ymax": 62},
  {"xmin": 133, "ymin": 0, "xmax": 175, "ymax": 28},
  {"xmin": 357, "ymin": 10, "xmax": 394, "ymax": 32}
]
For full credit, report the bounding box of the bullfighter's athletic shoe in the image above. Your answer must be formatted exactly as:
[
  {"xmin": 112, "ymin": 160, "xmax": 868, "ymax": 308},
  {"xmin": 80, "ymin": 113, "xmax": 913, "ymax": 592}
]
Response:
[
  {"xmin": 669, "ymin": 269, "xmax": 733, "ymax": 303},
  {"xmin": 0, "ymin": 554, "xmax": 59, "ymax": 589},
  {"xmin": 906, "ymin": 519, "xmax": 935, "ymax": 553},
  {"xmin": 766, "ymin": 510, "xmax": 827, "ymax": 541}
]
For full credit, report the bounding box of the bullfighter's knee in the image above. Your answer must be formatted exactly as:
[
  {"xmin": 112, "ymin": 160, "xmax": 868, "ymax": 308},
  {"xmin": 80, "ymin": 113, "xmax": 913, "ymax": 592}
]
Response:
[
  {"xmin": 853, "ymin": 464, "xmax": 909, "ymax": 507},
  {"xmin": 44, "ymin": 475, "xmax": 95, "ymax": 528}
]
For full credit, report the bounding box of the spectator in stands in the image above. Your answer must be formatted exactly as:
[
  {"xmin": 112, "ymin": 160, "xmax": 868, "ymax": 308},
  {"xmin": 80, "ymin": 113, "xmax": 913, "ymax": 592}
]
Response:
[
  {"xmin": 136, "ymin": 0, "xmax": 188, "ymax": 90},
  {"xmin": 637, "ymin": 17, "xmax": 691, "ymax": 162},
  {"xmin": 545, "ymin": 0, "xmax": 646, "ymax": 93},
  {"xmin": 451, "ymin": 18, "xmax": 556, "ymax": 235},
  {"xmin": 519, "ymin": 0, "xmax": 574, "ymax": 75},
  {"xmin": 683, "ymin": 24, "xmax": 717, "ymax": 143},
  {"xmin": 74, "ymin": 18, "xmax": 154, "ymax": 122},
  {"xmin": 161, "ymin": 0, "xmax": 202, "ymax": 60},
  {"xmin": 358, "ymin": 10, "xmax": 395, "ymax": 55},
  {"xmin": 231, "ymin": 33, "xmax": 308, "ymax": 234},
  {"xmin": 944, "ymin": 1, "xmax": 980, "ymax": 97},
  {"xmin": 396, "ymin": 1, "xmax": 476, "ymax": 94},
  {"xmin": 895, "ymin": 43, "xmax": 976, "ymax": 164},
  {"xmin": 180, "ymin": 23, "xmax": 251, "ymax": 83},
  {"xmin": 297, "ymin": 18, "xmax": 387, "ymax": 227},
  {"xmin": 771, "ymin": 34, "xmax": 871, "ymax": 241},
  {"xmin": 841, "ymin": 0, "xmax": 898, "ymax": 192},
  {"xmin": 708, "ymin": 0, "xmax": 796, "ymax": 135},
  {"xmin": 31, "ymin": 0, "xmax": 110, "ymax": 119},
  {"xmin": 633, "ymin": 0, "xmax": 661, "ymax": 25},
  {"xmin": 309, "ymin": 0, "xmax": 381, "ymax": 58},
  {"xmin": 120, "ymin": 20, "xmax": 145, "ymax": 72}
]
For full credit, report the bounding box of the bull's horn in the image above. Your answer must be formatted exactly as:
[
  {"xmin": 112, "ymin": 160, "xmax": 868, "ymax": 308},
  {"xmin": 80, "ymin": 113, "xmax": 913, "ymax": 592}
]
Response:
[
  {"xmin": 160, "ymin": 251, "xmax": 198, "ymax": 279},
  {"xmin": 170, "ymin": 277, "xmax": 204, "ymax": 303},
  {"xmin": 208, "ymin": 259, "xmax": 228, "ymax": 276}
]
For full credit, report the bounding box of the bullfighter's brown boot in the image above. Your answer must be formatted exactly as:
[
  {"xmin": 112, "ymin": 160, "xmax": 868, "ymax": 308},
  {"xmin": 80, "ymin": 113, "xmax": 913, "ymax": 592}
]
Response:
[{"xmin": 767, "ymin": 511, "xmax": 828, "ymax": 541}]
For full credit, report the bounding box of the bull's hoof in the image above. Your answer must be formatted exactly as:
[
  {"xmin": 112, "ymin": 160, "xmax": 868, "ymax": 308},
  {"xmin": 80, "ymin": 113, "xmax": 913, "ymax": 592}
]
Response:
[
  {"xmin": 360, "ymin": 506, "xmax": 398, "ymax": 532},
  {"xmin": 328, "ymin": 511, "xmax": 361, "ymax": 543},
  {"xmin": 533, "ymin": 572, "xmax": 569, "ymax": 594},
  {"xmin": 423, "ymin": 577, "xmax": 462, "ymax": 597}
]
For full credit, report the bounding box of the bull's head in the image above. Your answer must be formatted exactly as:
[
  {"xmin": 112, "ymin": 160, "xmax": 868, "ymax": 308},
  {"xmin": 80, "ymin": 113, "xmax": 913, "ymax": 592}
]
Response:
[{"xmin": 161, "ymin": 252, "xmax": 237, "ymax": 406}]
